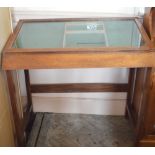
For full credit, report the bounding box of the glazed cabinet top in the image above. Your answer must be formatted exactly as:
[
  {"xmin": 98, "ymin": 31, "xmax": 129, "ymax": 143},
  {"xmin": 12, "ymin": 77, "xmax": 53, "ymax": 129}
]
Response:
[
  {"xmin": 2, "ymin": 17, "xmax": 155, "ymax": 70},
  {"xmin": 13, "ymin": 19, "xmax": 144, "ymax": 48}
]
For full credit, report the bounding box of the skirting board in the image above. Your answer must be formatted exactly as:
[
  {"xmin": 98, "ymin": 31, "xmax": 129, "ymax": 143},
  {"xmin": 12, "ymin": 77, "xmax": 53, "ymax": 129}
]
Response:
[{"xmin": 32, "ymin": 96, "xmax": 126, "ymax": 115}]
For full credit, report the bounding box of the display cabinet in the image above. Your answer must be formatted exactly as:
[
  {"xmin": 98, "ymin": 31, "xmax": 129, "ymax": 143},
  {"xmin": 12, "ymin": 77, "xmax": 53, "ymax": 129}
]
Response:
[{"xmin": 2, "ymin": 9, "xmax": 155, "ymax": 146}]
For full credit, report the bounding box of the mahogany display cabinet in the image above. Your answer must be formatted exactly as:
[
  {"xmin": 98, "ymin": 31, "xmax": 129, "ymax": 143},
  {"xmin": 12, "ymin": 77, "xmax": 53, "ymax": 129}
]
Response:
[{"xmin": 2, "ymin": 8, "xmax": 155, "ymax": 146}]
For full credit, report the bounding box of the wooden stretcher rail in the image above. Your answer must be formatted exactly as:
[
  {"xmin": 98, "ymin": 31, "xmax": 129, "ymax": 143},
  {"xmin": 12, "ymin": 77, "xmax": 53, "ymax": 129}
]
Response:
[{"xmin": 30, "ymin": 83, "xmax": 128, "ymax": 93}]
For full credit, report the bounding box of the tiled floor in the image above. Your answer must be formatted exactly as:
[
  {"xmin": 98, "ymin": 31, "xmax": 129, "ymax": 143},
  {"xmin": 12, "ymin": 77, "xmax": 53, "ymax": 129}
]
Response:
[{"xmin": 27, "ymin": 113, "xmax": 135, "ymax": 147}]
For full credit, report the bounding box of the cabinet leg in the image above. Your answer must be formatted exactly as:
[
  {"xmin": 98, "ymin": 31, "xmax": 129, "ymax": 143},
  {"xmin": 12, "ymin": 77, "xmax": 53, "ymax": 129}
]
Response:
[
  {"xmin": 135, "ymin": 68, "xmax": 155, "ymax": 146},
  {"xmin": 24, "ymin": 70, "xmax": 32, "ymax": 109},
  {"xmin": 125, "ymin": 68, "xmax": 136, "ymax": 119},
  {"xmin": 24, "ymin": 70, "xmax": 35, "ymax": 141},
  {"xmin": 125, "ymin": 106, "xmax": 129, "ymax": 119},
  {"xmin": 6, "ymin": 70, "xmax": 25, "ymax": 146}
]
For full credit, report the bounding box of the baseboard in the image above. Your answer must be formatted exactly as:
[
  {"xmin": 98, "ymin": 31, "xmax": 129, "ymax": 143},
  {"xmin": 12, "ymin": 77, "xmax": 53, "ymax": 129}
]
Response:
[{"xmin": 32, "ymin": 95, "xmax": 126, "ymax": 115}]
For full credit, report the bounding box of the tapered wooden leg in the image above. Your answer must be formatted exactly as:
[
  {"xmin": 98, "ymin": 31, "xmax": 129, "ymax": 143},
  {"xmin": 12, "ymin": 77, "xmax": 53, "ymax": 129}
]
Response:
[
  {"xmin": 143, "ymin": 68, "xmax": 155, "ymax": 135},
  {"xmin": 125, "ymin": 68, "xmax": 136, "ymax": 119},
  {"xmin": 135, "ymin": 68, "xmax": 155, "ymax": 146},
  {"xmin": 126, "ymin": 67, "xmax": 155, "ymax": 146},
  {"xmin": 24, "ymin": 70, "xmax": 35, "ymax": 141},
  {"xmin": 24, "ymin": 70, "xmax": 32, "ymax": 110},
  {"xmin": 6, "ymin": 70, "xmax": 25, "ymax": 146}
]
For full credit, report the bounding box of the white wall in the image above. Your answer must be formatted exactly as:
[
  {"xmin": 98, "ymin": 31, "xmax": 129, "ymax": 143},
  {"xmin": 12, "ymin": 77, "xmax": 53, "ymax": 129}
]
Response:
[{"xmin": 12, "ymin": 7, "xmax": 144, "ymax": 115}]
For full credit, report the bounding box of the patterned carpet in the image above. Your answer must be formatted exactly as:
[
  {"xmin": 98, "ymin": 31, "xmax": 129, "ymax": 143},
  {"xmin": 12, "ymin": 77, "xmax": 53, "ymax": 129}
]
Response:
[{"xmin": 27, "ymin": 113, "xmax": 135, "ymax": 147}]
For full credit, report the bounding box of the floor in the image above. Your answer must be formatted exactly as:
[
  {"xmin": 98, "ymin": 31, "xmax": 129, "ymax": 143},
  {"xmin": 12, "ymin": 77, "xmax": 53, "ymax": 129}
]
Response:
[{"xmin": 27, "ymin": 113, "xmax": 135, "ymax": 147}]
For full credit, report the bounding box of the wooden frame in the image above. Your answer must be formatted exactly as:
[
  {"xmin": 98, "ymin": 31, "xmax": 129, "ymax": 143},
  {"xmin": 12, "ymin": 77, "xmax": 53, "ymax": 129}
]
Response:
[
  {"xmin": 125, "ymin": 8, "xmax": 155, "ymax": 146},
  {"xmin": 2, "ymin": 17, "xmax": 154, "ymax": 70},
  {"xmin": 31, "ymin": 83, "xmax": 128, "ymax": 93},
  {"xmin": 2, "ymin": 16, "xmax": 155, "ymax": 146}
]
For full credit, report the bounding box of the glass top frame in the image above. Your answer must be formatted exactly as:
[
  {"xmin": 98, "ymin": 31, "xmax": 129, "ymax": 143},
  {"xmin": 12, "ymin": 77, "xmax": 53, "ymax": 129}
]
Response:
[{"xmin": 5, "ymin": 17, "xmax": 152, "ymax": 53}]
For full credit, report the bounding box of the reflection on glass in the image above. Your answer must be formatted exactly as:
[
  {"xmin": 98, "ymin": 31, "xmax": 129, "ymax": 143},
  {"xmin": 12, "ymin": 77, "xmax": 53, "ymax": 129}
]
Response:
[{"xmin": 13, "ymin": 20, "xmax": 144, "ymax": 48}]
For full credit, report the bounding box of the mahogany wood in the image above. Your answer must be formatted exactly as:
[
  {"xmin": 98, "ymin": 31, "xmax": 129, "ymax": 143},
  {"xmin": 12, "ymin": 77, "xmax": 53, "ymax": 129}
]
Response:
[
  {"xmin": 6, "ymin": 71, "xmax": 25, "ymax": 146},
  {"xmin": 125, "ymin": 68, "xmax": 136, "ymax": 121},
  {"xmin": 126, "ymin": 8, "xmax": 155, "ymax": 146},
  {"xmin": 24, "ymin": 70, "xmax": 32, "ymax": 109},
  {"xmin": 135, "ymin": 19, "xmax": 152, "ymax": 47},
  {"xmin": 143, "ymin": 8, "xmax": 155, "ymax": 45},
  {"xmin": 2, "ymin": 17, "xmax": 153, "ymax": 70},
  {"xmin": 135, "ymin": 7, "xmax": 155, "ymax": 146},
  {"xmin": 24, "ymin": 70, "xmax": 35, "ymax": 140},
  {"xmin": 134, "ymin": 68, "xmax": 150, "ymax": 145},
  {"xmin": 132, "ymin": 69, "xmax": 147, "ymax": 123},
  {"xmin": 31, "ymin": 83, "xmax": 128, "ymax": 93},
  {"xmin": 143, "ymin": 69, "xmax": 155, "ymax": 135},
  {"xmin": 3, "ymin": 50, "xmax": 155, "ymax": 70},
  {"xmin": 3, "ymin": 15, "xmax": 155, "ymax": 146},
  {"xmin": 138, "ymin": 135, "xmax": 155, "ymax": 146},
  {"xmin": 125, "ymin": 68, "xmax": 153, "ymax": 146}
]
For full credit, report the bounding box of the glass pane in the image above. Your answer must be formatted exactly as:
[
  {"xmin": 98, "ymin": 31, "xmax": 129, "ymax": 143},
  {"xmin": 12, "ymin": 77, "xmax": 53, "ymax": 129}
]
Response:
[{"xmin": 13, "ymin": 20, "xmax": 145, "ymax": 48}]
